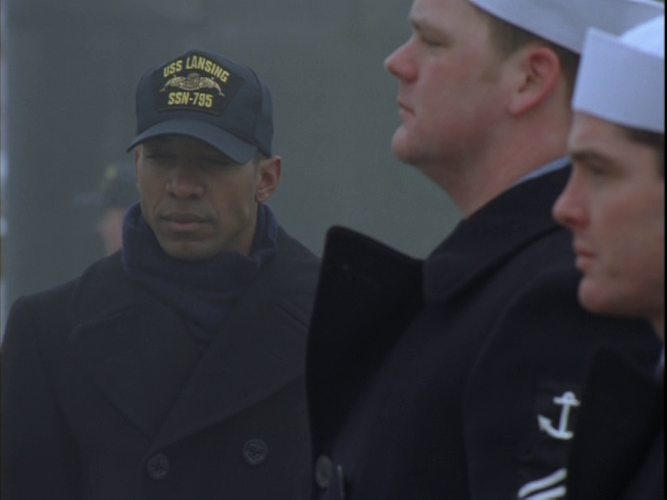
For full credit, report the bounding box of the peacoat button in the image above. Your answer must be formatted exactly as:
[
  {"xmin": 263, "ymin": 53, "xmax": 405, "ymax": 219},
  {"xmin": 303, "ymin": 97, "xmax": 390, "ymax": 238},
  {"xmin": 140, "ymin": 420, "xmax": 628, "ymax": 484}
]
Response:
[
  {"xmin": 146, "ymin": 453, "xmax": 169, "ymax": 480},
  {"xmin": 242, "ymin": 438, "xmax": 268, "ymax": 465},
  {"xmin": 315, "ymin": 455, "xmax": 334, "ymax": 489}
]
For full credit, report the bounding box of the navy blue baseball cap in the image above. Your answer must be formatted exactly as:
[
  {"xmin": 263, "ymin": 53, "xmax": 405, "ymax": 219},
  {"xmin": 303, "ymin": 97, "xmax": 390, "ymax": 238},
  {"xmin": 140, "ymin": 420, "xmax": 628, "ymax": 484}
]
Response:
[{"xmin": 127, "ymin": 49, "xmax": 273, "ymax": 164}]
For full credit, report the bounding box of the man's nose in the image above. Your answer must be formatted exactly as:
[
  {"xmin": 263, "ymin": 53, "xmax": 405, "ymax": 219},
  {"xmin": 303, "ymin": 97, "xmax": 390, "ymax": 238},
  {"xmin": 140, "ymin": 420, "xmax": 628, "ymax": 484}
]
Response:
[
  {"xmin": 167, "ymin": 164, "xmax": 204, "ymax": 199},
  {"xmin": 552, "ymin": 180, "xmax": 586, "ymax": 230},
  {"xmin": 385, "ymin": 38, "xmax": 417, "ymax": 82}
]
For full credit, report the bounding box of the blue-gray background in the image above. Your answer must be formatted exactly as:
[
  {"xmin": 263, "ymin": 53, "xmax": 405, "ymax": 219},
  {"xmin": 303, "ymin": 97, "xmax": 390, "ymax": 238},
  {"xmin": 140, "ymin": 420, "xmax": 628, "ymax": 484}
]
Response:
[{"xmin": 0, "ymin": 0, "xmax": 461, "ymax": 332}]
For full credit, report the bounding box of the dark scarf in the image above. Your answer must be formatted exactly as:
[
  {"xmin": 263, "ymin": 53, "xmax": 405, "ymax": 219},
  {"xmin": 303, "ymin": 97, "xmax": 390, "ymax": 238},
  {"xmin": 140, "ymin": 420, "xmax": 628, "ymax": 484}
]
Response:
[{"xmin": 121, "ymin": 202, "xmax": 279, "ymax": 352}]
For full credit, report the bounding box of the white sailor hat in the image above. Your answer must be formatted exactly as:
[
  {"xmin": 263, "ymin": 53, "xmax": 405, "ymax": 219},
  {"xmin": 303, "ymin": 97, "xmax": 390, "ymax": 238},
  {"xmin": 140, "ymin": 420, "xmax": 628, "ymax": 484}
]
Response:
[
  {"xmin": 468, "ymin": 0, "xmax": 664, "ymax": 53},
  {"xmin": 572, "ymin": 15, "xmax": 664, "ymax": 133}
]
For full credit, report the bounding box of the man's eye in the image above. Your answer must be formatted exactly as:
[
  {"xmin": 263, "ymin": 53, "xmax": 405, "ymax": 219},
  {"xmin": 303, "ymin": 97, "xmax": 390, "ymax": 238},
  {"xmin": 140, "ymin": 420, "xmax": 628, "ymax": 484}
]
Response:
[
  {"xmin": 579, "ymin": 162, "xmax": 608, "ymax": 179},
  {"xmin": 418, "ymin": 32, "xmax": 445, "ymax": 48}
]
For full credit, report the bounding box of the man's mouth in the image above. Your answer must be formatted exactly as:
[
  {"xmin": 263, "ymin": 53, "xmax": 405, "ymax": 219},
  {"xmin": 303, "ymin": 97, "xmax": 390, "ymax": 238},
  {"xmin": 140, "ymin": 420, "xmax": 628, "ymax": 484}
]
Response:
[
  {"xmin": 162, "ymin": 212, "xmax": 207, "ymax": 231},
  {"xmin": 573, "ymin": 241, "xmax": 596, "ymax": 272}
]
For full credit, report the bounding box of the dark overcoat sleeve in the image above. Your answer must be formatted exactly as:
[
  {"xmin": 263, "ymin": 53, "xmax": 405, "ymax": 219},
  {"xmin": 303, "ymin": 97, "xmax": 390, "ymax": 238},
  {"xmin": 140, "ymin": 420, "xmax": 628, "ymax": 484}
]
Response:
[{"xmin": 2, "ymin": 288, "xmax": 86, "ymax": 499}]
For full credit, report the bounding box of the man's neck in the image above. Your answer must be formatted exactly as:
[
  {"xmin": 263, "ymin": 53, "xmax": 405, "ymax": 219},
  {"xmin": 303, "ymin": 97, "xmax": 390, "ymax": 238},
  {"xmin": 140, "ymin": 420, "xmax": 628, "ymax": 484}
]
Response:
[
  {"xmin": 429, "ymin": 115, "xmax": 570, "ymax": 217},
  {"xmin": 427, "ymin": 152, "xmax": 568, "ymax": 218}
]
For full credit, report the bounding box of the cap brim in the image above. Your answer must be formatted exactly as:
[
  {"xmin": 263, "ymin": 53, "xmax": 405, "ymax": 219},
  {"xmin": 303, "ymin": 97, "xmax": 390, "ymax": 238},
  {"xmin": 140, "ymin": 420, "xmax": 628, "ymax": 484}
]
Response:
[{"xmin": 126, "ymin": 119, "xmax": 257, "ymax": 164}]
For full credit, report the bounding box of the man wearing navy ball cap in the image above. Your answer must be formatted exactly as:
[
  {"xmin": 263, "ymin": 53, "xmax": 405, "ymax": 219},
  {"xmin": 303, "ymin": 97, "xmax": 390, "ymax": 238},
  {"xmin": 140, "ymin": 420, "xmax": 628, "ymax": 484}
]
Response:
[{"xmin": 2, "ymin": 49, "xmax": 319, "ymax": 500}]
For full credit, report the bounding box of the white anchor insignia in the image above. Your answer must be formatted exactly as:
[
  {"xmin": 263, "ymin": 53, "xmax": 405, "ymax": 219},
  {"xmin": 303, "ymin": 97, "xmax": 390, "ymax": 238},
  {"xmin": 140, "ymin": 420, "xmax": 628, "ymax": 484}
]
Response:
[{"xmin": 537, "ymin": 391, "xmax": 580, "ymax": 440}]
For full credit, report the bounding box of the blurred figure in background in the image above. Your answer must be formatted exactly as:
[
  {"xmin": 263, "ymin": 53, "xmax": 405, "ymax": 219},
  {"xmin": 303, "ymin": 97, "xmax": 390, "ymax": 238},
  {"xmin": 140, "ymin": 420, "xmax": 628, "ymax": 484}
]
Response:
[
  {"xmin": 553, "ymin": 15, "xmax": 664, "ymax": 499},
  {"xmin": 77, "ymin": 161, "xmax": 137, "ymax": 256}
]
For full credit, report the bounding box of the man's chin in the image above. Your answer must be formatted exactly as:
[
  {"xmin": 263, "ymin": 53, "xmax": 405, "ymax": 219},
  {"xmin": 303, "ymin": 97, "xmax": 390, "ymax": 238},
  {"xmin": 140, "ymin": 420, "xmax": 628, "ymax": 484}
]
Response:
[
  {"xmin": 578, "ymin": 278, "xmax": 616, "ymax": 317},
  {"xmin": 390, "ymin": 131, "xmax": 418, "ymax": 165}
]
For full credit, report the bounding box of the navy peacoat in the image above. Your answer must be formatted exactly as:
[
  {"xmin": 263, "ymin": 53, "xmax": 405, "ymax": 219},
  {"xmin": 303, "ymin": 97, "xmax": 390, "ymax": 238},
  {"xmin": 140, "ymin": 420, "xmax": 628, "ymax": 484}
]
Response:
[
  {"xmin": 2, "ymin": 228, "xmax": 320, "ymax": 500},
  {"xmin": 306, "ymin": 168, "xmax": 662, "ymax": 499}
]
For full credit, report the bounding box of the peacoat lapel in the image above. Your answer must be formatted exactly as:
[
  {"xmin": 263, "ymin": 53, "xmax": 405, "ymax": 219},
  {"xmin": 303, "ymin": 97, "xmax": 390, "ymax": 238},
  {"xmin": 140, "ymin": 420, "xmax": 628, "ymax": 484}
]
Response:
[
  {"xmin": 306, "ymin": 226, "xmax": 423, "ymax": 450},
  {"xmin": 150, "ymin": 238, "xmax": 310, "ymax": 450},
  {"xmin": 68, "ymin": 232, "xmax": 316, "ymax": 449},
  {"xmin": 424, "ymin": 167, "xmax": 571, "ymax": 302},
  {"xmin": 67, "ymin": 254, "xmax": 200, "ymax": 438}
]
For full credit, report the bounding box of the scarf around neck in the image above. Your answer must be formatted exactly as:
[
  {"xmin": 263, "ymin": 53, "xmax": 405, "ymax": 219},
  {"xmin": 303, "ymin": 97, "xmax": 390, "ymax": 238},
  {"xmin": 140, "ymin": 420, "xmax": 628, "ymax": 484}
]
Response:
[{"xmin": 121, "ymin": 202, "xmax": 279, "ymax": 352}]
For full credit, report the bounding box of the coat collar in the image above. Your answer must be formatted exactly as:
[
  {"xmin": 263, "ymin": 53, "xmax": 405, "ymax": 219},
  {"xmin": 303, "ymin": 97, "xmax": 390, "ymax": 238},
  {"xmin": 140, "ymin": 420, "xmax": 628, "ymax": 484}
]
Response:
[
  {"xmin": 423, "ymin": 167, "xmax": 571, "ymax": 303},
  {"xmin": 68, "ymin": 253, "xmax": 196, "ymax": 438},
  {"xmin": 151, "ymin": 238, "xmax": 313, "ymax": 449},
  {"xmin": 67, "ymin": 231, "xmax": 316, "ymax": 444},
  {"xmin": 307, "ymin": 226, "xmax": 423, "ymax": 450}
]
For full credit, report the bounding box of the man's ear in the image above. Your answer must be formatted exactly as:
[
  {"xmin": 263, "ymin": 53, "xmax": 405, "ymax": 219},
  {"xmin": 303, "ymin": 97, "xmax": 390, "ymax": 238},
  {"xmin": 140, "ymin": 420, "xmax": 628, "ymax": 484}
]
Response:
[
  {"xmin": 255, "ymin": 156, "xmax": 282, "ymax": 203},
  {"xmin": 508, "ymin": 45, "xmax": 562, "ymax": 116}
]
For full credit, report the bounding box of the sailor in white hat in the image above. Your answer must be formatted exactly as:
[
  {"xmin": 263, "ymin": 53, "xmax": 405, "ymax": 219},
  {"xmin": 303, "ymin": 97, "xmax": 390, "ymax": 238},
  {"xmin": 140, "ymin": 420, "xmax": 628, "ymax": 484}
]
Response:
[
  {"xmin": 468, "ymin": 0, "xmax": 663, "ymax": 54},
  {"xmin": 553, "ymin": 16, "xmax": 664, "ymax": 500},
  {"xmin": 555, "ymin": 15, "xmax": 664, "ymax": 333}
]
